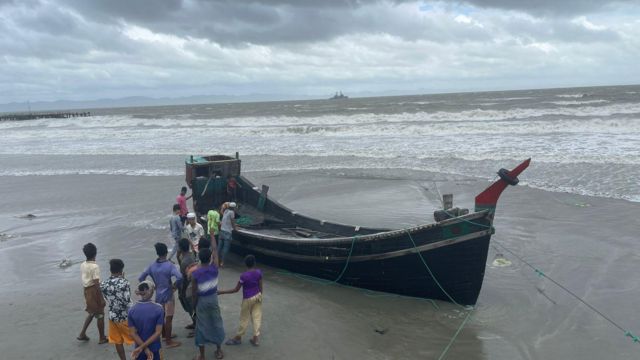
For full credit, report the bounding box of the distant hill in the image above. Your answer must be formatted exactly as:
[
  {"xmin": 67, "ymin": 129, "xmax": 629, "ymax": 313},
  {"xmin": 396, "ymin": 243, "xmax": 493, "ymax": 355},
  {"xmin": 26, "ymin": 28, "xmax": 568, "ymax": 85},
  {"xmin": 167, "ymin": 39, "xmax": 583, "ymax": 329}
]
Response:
[{"xmin": 0, "ymin": 93, "xmax": 321, "ymax": 113}]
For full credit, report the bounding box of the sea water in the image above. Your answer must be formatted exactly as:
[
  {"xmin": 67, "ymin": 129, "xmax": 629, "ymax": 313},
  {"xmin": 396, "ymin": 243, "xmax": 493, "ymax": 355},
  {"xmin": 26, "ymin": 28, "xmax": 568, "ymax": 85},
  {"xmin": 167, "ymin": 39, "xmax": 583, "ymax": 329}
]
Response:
[{"xmin": 1, "ymin": 84, "xmax": 638, "ymax": 202}]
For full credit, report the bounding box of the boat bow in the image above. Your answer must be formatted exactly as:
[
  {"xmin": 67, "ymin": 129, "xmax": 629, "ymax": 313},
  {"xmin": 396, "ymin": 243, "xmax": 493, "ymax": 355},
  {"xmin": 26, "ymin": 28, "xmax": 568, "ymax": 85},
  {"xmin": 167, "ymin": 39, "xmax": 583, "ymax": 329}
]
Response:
[{"xmin": 474, "ymin": 158, "xmax": 531, "ymax": 219}]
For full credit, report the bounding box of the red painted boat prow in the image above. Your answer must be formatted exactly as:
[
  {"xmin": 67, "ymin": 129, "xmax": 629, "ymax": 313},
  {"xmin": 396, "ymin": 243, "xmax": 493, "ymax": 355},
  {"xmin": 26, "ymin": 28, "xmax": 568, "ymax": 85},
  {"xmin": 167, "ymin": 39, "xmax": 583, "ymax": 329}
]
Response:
[{"xmin": 475, "ymin": 158, "xmax": 531, "ymax": 217}]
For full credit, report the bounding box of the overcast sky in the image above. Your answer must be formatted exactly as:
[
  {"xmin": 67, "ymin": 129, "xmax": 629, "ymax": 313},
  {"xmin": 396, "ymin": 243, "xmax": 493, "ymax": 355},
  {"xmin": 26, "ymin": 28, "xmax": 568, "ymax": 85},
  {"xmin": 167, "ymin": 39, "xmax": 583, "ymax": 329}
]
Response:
[{"xmin": 1, "ymin": 0, "xmax": 639, "ymax": 103}]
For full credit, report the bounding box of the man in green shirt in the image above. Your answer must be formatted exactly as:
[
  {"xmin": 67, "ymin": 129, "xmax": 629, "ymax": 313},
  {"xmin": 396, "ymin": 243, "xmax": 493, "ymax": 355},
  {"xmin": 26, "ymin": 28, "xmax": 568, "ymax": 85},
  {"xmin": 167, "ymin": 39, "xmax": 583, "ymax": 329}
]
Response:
[{"xmin": 207, "ymin": 209, "xmax": 221, "ymax": 244}]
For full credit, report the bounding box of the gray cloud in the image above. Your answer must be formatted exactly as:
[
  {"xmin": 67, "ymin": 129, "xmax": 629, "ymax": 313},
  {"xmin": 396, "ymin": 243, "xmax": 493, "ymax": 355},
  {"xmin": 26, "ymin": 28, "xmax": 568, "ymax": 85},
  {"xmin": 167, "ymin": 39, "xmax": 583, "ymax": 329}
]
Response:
[
  {"xmin": 458, "ymin": 0, "xmax": 636, "ymax": 15},
  {"xmin": 49, "ymin": 0, "xmax": 628, "ymax": 47},
  {"xmin": 0, "ymin": 0, "xmax": 638, "ymax": 104}
]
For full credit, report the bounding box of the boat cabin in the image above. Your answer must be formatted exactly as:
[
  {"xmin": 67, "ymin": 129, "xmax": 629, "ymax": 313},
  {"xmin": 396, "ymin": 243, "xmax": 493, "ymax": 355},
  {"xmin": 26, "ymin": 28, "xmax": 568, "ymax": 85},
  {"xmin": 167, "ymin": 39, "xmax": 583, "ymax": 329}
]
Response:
[{"xmin": 185, "ymin": 153, "xmax": 241, "ymax": 214}]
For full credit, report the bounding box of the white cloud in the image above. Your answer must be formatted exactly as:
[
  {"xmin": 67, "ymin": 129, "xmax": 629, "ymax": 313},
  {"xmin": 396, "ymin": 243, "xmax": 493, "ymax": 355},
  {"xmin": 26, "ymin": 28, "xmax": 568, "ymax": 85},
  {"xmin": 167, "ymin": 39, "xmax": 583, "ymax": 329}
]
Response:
[
  {"xmin": 572, "ymin": 16, "xmax": 607, "ymax": 31},
  {"xmin": 526, "ymin": 42, "xmax": 557, "ymax": 54}
]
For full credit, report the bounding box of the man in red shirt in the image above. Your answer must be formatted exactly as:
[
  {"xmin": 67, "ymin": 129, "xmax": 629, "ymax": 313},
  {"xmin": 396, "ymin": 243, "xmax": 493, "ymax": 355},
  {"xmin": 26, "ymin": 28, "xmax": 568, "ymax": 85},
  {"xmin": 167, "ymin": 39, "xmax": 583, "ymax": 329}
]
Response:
[{"xmin": 176, "ymin": 186, "xmax": 192, "ymax": 224}]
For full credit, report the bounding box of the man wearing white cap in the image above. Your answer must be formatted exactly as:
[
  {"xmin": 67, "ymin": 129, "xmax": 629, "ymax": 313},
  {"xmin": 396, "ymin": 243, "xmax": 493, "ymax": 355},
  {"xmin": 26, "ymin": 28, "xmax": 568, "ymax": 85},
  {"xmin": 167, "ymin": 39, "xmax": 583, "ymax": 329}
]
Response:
[
  {"xmin": 219, "ymin": 202, "xmax": 238, "ymax": 267},
  {"xmin": 184, "ymin": 213, "xmax": 205, "ymax": 253}
]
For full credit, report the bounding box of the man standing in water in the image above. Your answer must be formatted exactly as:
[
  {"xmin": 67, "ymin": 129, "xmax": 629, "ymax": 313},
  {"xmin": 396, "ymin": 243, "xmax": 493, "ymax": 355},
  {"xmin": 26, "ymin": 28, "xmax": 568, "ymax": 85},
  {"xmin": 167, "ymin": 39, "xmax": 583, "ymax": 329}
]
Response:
[
  {"xmin": 77, "ymin": 242, "xmax": 108, "ymax": 344},
  {"xmin": 177, "ymin": 186, "xmax": 192, "ymax": 224},
  {"xmin": 168, "ymin": 204, "xmax": 183, "ymax": 261},
  {"xmin": 139, "ymin": 243, "xmax": 182, "ymax": 349}
]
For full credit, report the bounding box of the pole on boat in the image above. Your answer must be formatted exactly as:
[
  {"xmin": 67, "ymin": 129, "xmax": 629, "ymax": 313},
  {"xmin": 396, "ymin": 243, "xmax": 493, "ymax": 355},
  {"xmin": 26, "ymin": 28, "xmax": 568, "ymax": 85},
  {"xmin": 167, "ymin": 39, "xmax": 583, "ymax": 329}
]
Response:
[{"xmin": 442, "ymin": 194, "xmax": 453, "ymax": 210}]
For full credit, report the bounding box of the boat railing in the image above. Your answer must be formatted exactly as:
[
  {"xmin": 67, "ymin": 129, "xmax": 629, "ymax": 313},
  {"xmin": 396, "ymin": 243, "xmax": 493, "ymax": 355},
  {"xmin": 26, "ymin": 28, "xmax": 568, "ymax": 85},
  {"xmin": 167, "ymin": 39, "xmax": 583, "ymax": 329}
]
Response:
[{"xmin": 236, "ymin": 209, "xmax": 491, "ymax": 244}]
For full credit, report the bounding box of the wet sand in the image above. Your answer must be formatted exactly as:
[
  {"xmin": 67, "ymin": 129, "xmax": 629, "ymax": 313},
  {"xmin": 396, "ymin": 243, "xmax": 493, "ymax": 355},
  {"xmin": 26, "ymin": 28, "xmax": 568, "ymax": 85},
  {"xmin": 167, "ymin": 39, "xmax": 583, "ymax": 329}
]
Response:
[{"xmin": 0, "ymin": 171, "xmax": 638, "ymax": 359}]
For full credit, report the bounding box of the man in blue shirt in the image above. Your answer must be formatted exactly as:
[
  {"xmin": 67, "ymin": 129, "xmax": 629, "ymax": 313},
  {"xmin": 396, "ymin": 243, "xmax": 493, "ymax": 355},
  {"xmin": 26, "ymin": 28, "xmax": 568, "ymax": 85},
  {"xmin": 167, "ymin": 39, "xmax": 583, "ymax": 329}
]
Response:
[
  {"xmin": 139, "ymin": 243, "xmax": 182, "ymax": 349},
  {"xmin": 168, "ymin": 204, "xmax": 183, "ymax": 261},
  {"xmin": 128, "ymin": 281, "xmax": 164, "ymax": 360}
]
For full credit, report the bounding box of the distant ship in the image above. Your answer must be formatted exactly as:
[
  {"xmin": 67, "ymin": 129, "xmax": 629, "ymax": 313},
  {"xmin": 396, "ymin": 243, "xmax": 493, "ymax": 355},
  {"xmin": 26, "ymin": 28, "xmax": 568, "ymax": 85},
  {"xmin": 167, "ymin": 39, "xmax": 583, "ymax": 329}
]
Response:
[{"xmin": 329, "ymin": 91, "xmax": 349, "ymax": 100}]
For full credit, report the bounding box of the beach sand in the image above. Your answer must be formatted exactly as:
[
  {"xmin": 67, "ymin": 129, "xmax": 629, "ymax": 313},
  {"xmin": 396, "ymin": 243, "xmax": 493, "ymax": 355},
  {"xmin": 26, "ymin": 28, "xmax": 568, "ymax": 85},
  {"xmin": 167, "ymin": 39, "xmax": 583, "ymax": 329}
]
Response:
[{"xmin": 0, "ymin": 171, "xmax": 638, "ymax": 359}]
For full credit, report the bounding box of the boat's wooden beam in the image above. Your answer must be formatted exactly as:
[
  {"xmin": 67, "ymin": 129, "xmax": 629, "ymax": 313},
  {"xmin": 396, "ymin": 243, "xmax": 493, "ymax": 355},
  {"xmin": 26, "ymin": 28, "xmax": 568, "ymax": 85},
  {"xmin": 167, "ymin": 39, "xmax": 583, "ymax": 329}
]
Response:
[
  {"xmin": 236, "ymin": 210, "xmax": 490, "ymax": 244},
  {"xmin": 235, "ymin": 229, "xmax": 493, "ymax": 263}
]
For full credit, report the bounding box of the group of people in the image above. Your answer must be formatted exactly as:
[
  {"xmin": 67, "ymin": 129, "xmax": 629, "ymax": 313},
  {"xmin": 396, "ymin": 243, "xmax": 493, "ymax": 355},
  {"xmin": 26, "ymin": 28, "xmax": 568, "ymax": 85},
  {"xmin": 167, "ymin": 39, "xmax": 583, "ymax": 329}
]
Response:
[
  {"xmin": 170, "ymin": 186, "xmax": 239, "ymax": 267},
  {"xmin": 76, "ymin": 186, "xmax": 262, "ymax": 360}
]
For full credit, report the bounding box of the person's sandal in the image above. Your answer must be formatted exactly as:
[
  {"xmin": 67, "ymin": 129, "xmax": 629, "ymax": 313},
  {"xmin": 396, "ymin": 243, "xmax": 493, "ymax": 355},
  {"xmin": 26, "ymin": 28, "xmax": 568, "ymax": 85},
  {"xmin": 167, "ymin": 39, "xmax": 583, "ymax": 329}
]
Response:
[
  {"xmin": 215, "ymin": 348, "xmax": 224, "ymax": 359},
  {"xmin": 225, "ymin": 338, "xmax": 241, "ymax": 345}
]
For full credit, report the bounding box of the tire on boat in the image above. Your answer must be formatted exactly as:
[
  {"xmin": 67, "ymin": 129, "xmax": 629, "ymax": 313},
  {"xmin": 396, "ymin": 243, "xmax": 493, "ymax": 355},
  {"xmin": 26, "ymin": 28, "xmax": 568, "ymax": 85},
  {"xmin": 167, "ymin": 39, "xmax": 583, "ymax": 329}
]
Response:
[{"xmin": 497, "ymin": 168, "xmax": 519, "ymax": 186}]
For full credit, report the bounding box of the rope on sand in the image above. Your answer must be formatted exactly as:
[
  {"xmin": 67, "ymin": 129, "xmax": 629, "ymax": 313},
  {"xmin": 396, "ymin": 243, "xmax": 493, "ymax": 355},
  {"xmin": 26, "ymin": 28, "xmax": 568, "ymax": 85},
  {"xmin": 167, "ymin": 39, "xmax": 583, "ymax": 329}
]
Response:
[
  {"xmin": 405, "ymin": 230, "xmax": 474, "ymax": 360},
  {"xmin": 274, "ymin": 230, "xmax": 471, "ymax": 359},
  {"xmin": 445, "ymin": 208, "xmax": 640, "ymax": 346},
  {"xmin": 437, "ymin": 309, "xmax": 474, "ymax": 360},
  {"xmin": 491, "ymin": 240, "xmax": 640, "ymax": 345}
]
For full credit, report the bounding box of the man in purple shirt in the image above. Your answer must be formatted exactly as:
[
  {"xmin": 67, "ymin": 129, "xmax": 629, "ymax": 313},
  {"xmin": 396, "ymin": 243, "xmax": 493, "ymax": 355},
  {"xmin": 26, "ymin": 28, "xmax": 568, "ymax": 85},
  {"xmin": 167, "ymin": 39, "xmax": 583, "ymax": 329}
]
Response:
[
  {"xmin": 128, "ymin": 281, "xmax": 164, "ymax": 360},
  {"xmin": 139, "ymin": 242, "xmax": 182, "ymax": 349},
  {"xmin": 219, "ymin": 254, "xmax": 263, "ymax": 346}
]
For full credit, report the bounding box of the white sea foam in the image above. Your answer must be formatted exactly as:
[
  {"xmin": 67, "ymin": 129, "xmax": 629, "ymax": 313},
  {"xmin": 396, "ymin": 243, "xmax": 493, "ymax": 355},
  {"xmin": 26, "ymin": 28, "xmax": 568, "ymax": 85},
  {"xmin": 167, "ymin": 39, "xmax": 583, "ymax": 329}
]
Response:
[
  {"xmin": 0, "ymin": 168, "xmax": 179, "ymax": 177},
  {"xmin": 496, "ymin": 97, "xmax": 534, "ymax": 101},
  {"xmin": 2, "ymin": 101, "xmax": 639, "ymax": 134},
  {"xmin": 547, "ymin": 100, "xmax": 609, "ymax": 105}
]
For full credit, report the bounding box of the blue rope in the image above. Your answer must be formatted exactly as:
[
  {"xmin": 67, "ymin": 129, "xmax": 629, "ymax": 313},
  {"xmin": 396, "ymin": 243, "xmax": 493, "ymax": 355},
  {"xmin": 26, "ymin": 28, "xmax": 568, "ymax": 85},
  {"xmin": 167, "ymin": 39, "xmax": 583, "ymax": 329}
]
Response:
[
  {"xmin": 493, "ymin": 240, "xmax": 640, "ymax": 345},
  {"xmin": 437, "ymin": 309, "xmax": 474, "ymax": 360},
  {"xmin": 333, "ymin": 235, "xmax": 357, "ymax": 283},
  {"xmin": 274, "ymin": 229, "xmax": 474, "ymax": 359},
  {"xmin": 405, "ymin": 230, "xmax": 464, "ymax": 308},
  {"xmin": 404, "ymin": 230, "xmax": 475, "ymax": 360}
]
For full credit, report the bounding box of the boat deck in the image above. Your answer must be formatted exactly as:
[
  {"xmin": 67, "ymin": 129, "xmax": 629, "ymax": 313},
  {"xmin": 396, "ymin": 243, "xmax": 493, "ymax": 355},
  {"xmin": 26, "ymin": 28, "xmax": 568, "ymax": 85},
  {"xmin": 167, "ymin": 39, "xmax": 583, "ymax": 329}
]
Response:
[{"xmin": 236, "ymin": 203, "xmax": 348, "ymax": 240}]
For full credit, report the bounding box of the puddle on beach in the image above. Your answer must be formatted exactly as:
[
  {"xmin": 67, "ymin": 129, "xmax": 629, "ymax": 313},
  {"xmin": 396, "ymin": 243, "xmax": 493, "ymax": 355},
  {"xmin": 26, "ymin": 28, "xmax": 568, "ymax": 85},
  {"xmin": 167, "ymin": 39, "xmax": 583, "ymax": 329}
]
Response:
[{"xmin": 492, "ymin": 254, "xmax": 512, "ymax": 267}]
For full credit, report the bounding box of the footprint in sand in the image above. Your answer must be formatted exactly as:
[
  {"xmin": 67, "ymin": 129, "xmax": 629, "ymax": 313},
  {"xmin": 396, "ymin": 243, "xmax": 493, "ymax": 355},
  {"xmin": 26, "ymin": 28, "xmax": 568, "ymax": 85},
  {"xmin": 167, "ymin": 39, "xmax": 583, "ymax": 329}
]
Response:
[{"xmin": 0, "ymin": 233, "xmax": 15, "ymax": 242}]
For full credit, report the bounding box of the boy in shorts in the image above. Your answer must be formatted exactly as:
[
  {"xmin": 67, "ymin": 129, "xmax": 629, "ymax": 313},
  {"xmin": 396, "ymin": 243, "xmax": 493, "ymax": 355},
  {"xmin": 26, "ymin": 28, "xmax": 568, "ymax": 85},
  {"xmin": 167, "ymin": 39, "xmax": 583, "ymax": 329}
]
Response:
[{"xmin": 101, "ymin": 259, "xmax": 133, "ymax": 360}]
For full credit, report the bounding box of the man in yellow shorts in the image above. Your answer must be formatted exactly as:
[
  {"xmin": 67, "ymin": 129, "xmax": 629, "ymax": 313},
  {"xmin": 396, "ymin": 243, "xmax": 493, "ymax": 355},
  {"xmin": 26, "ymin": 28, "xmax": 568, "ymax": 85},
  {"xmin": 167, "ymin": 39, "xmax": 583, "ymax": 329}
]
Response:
[{"xmin": 101, "ymin": 259, "xmax": 134, "ymax": 360}]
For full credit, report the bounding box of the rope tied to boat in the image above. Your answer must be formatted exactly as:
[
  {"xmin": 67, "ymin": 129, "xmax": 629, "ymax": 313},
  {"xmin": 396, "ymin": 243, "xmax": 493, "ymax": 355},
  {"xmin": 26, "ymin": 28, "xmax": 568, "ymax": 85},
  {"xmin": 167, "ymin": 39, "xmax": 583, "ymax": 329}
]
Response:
[
  {"xmin": 276, "ymin": 230, "xmax": 472, "ymax": 359},
  {"xmin": 404, "ymin": 229, "xmax": 475, "ymax": 360},
  {"xmin": 437, "ymin": 309, "xmax": 474, "ymax": 360},
  {"xmin": 492, "ymin": 240, "xmax": 640, "ymax": 345},
  {"xmin": 333, "ymin": 235, "xmax": 358, "ymax": 283},
  {"xmin": 405, "ymin": 230, "xmax": 464, "ymax": 308},
  {"xmin": 439, "ymin": 206, "xmax": 640, "ymax": 346}
]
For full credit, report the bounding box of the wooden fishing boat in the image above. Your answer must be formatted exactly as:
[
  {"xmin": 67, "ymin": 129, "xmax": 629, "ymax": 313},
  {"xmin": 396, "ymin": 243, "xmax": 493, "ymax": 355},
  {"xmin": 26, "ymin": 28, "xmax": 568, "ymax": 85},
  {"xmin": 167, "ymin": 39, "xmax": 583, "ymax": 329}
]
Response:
[{"xmin": 185, "ymin": 154, "xmax": 530, "ymax": 305}]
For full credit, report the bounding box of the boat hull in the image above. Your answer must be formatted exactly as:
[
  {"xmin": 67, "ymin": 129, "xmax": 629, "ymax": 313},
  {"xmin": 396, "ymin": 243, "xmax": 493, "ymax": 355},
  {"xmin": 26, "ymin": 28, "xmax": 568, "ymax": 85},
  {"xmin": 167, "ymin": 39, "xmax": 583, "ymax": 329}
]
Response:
[{"xmin": 231, "ymin": 231, "xmax": 491, "ymax": 305}]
